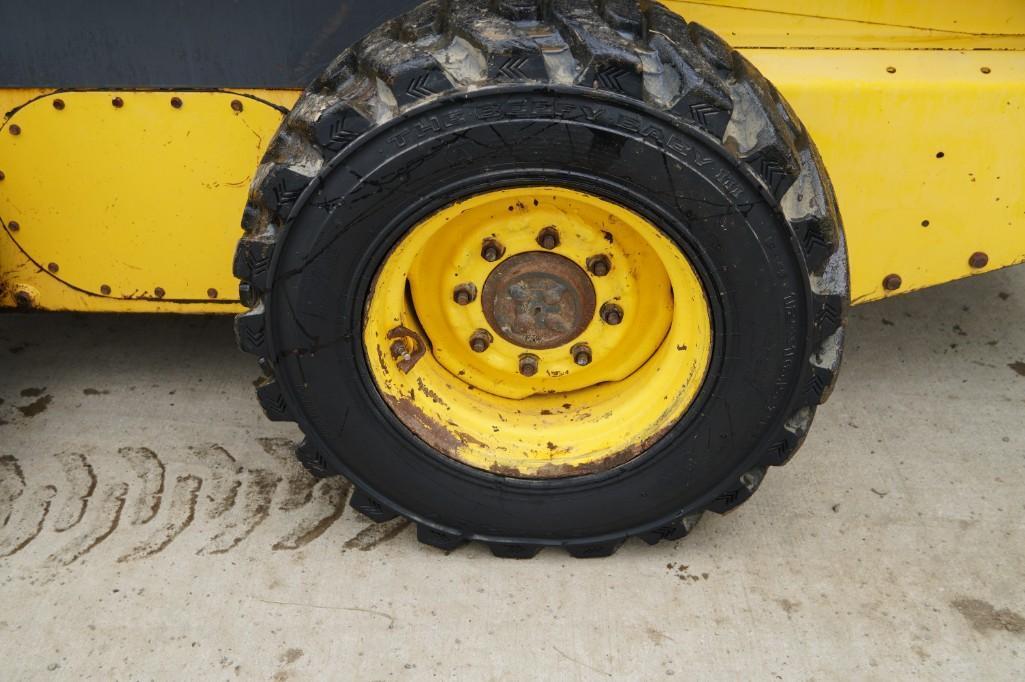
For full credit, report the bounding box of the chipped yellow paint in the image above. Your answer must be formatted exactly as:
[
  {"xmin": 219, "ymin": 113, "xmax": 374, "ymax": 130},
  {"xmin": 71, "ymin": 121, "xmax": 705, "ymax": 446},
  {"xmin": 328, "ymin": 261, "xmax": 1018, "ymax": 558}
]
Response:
[{"xmin": 364, "ymin": 187, "xmax": 713, "ymax": 478}]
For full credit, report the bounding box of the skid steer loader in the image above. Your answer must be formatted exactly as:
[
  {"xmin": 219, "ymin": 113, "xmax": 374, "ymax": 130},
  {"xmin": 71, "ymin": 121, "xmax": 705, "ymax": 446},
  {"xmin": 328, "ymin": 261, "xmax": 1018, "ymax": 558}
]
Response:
[{"xmin": 1, "ymin": 1, "xmax": 1023, "ymax": 557}]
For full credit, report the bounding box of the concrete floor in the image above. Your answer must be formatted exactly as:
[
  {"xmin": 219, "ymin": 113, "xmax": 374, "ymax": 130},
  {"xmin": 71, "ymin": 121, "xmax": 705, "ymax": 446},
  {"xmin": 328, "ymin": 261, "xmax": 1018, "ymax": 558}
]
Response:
[{"xmin": 1, "ymin": 267, "xmax": 1024, "ymax": 681}]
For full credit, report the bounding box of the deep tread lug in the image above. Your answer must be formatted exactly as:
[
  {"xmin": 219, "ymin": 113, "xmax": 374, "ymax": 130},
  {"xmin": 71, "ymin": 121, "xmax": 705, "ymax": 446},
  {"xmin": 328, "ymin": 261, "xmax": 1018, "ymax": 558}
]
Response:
[
  {"xmin": 313, "ymin": 103, "xmax": 373, "ymax": 153},
  {"xmin": 416, "ymin": 524, "xmax": 466, "ymax": 552},
  {"xmin": 232, "ymin": 238, "xmax": 275, "ymax": 290},
  {"xmin": 349, "ymin": 488, "xmax": 400, "ymax": 522},
  {"xmin": 792, "ymin": 216, "xmax": 834, "ymax": 275},
  {"xmin": 488, "ymin": 542, "xmax": 543, "ymax": 559},
  {"xmin": 255, "ymin": 378, "xmax": 292, "ymax": 422},
  {"xmin": 565, "ymin": 539, "xmax": 625, "ymax": 559},
  {"xmin": 638, "ymin": 512, "xmax": 703, "ymax": 545},
  {"xmin": 234, "ymin": 307, "xmax": 267, "ymax": 355},
  {"xmin": 707, "ymin": 468, "xmax": 766, "ymax": 514},
  {"xmin": 813, "ymin": 295, "xmax": 845, "ymax": 338},
  {"xmin": 295, "ymin": 439, "xmax": 335, "ymax": 478},
  {"xmin": 255, "ymin": 166, "xmax": 310, "ymax": 222},
  {"xmin": 494, "ymin": 0, "xmax": 542, "ymax": 22}
]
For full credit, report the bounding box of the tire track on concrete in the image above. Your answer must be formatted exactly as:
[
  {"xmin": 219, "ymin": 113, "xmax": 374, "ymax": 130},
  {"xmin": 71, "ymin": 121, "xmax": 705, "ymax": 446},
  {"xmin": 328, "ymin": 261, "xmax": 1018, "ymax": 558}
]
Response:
[
  {"xmin": 257, "ymin": 437, "xmax": 317, "ymax": 511},
  {"xmin": 272, "ymin": 478, "xmax": 351, "ymax": 551},
  {"xmin": 0, "ymin": 485, "xmax": 56, "ymax": 557},
  {"xmin": 0, "ymin": 455, "xmax": 26, "ymax": 528},
  {"xmin": 189, "ymin": 444, "xmax": 243, "ymax": 519},
  {"xmin": 118, "ymin": 475, "xmax": 202, "ymax": 562},
  {"xmin": 199, "ymin": 469, "xmax": 280, "ymax": 555},
  {"xmin": 52, "ymin": 452, "xmax": 97, "ymax": 532},
  {"xmin": 118, "ymin": 446, "xmax": 165, "ymax": 525},
  {"xmin": 48, "ymin": 483, "xmax": 128, "ymax": 567}
]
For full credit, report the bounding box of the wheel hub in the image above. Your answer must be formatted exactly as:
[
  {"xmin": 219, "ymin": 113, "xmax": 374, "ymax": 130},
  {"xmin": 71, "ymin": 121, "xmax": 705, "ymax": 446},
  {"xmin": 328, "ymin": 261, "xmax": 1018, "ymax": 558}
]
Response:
[{"xmin": 482, "ymin": 252, "xmax": 596, "ymax": 350}]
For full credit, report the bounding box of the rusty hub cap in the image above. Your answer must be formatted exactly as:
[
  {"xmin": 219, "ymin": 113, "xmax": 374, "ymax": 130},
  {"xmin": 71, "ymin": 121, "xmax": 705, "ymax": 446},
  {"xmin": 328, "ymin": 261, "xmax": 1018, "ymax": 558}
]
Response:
[{"xmin": 481, "ymin": 252, "xmax": 596, "ymax": 350}]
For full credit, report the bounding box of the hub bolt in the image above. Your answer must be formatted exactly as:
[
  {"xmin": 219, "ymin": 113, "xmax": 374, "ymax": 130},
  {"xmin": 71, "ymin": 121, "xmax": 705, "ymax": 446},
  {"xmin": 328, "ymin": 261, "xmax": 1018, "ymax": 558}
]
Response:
[
  {"xmin": 587, "ymin": 255, "xmax": 611, "ymax": 277},
  {"xmin": 600, "ymin": 302, "xmax": 624, "ymax": 326},
  {"xmin": 453, "ymin": 283, "xmax": 477, "ymax": 305},
  {"xmin": 470, "ymin": 329, "xmax": 493, "ymax": 353},
  {"xmin": 390, "ymin": 339, "xmax": 408, "ymax": 360},
  {"xmin": 518, "ymin": 353, "xmax": 539, "ymax": 377},
  {"xmin": 537, "ymin": 226, "xmax": 560, "ymax": 250},
  {"xmin": 481, "ymin": 238, "xmax": 505, "ymax": 262},
  {"xmin": 571, "ymin": 343, "xmax": 592, "ymax": 366}
]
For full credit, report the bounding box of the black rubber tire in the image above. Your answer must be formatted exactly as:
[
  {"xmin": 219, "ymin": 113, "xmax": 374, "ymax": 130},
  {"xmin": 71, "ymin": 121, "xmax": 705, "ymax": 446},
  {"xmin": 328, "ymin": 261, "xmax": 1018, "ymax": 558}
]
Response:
[{"xmin": 234, "ymin": 0, "xmax": 849, "ymax": 558}]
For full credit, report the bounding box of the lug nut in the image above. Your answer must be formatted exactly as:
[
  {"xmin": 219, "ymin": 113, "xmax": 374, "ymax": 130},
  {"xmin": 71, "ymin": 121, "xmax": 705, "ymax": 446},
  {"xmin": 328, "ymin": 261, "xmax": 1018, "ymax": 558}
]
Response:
[
  {"xmin": 481, "ymin": 238, "xmax": 505, "ymax": 262},
  {"xmin": 587, "ymin": 255, "xmax": 611, "ymax": 277},
  {"xmin": 600, "ymin": 302, "xmax": 623, "ymax": 325},
  {"xmin": 453, "ymin": 283, "xmax": 477, "ymax": 305},
  {"xmin": 518, "ymin": 353, "xmax": 539, "ymax": 377},
  {"xmin": 571, "ymin": 343, "xmax": 592, "ymax": 366},
  {"xmin": 469, "ymin": 329, "xmax": 492, "ymax": 353},
  {"xmin": 537, "ymin": 226, "xmax": 560, "ymax": 250}
]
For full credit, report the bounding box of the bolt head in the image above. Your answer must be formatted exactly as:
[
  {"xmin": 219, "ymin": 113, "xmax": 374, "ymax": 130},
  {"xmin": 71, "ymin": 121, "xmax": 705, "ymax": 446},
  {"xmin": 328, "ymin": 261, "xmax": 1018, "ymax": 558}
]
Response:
[
  {"xmin": 537, "ymin": 227, "xmax": 560, "ymax": 250},
  {"xmin": 390, "ymin": 340, "xmax": 408, "ymax": 359},
  {"xmin": 481, "ymin": 238, "xmax": 505, "ymax": 262},
  {"xmin": 587, "ymin": 255, "xmax": 611, "ymax": 277},
  {"xmin": 572, "ymin": 344, "xmax": 592, "ymax": 366},
  {"xmin": 518, "ymin": 354, "xmax": 539, "ymax": 377},
  {"xmin": 453, "ymin": 283, "xmax": 477, "ymax": 305},
  {"xmin": 600, "ymin": 302, "xmax": 623, "ymax": 325},
  {"xmin": 882, "ymin": 274, "xmax": 902, "ymax": 292}
]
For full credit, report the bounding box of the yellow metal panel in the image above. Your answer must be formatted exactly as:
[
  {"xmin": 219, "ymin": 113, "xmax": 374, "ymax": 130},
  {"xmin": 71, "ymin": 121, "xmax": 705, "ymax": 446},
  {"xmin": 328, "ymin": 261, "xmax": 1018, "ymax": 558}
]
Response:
[
  {"xmin": 0, "ymin": 89, "xmax": 294, "ymax": 312},
  {"xmin": 749, "ymin": 49, "xmax": 1025, "ymax": 302},
  {"xmin": 666, "ymin": 1, "xmax": 1025, "ymax": 49}
]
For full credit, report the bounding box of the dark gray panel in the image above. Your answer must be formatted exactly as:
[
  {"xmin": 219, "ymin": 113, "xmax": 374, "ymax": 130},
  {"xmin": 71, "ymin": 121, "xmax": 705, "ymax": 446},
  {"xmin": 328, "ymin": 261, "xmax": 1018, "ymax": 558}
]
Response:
[{"xmin": 0, "ymin": 0, "xmax": 422, "ymax": 88}]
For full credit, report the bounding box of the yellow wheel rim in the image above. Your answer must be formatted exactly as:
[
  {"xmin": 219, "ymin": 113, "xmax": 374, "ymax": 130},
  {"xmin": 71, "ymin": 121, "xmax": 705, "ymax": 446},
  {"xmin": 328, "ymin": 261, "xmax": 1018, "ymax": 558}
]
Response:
[{"xmin": 364, "ymin": 187, "xmax": 713, "ymax": 478}]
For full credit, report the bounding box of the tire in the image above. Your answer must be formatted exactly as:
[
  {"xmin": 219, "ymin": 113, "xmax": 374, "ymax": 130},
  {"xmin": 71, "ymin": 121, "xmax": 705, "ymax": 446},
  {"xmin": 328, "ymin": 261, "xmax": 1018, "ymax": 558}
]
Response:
[{"xmin": 233, "ymin": 0, "xmax": 848, "ymax": 557}]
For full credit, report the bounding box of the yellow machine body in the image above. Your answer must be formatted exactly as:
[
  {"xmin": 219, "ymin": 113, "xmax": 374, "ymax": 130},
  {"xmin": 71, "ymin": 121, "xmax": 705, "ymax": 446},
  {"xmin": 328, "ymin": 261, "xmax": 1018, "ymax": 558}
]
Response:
[{"xmin": 1, "ymin": 1, "xmax": 1024, "ymax": 312}]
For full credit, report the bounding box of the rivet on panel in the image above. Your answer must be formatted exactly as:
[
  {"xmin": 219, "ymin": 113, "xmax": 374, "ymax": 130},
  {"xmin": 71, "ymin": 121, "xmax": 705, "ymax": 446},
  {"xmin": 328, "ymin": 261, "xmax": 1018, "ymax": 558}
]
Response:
[
  {"xmin": 969, "ymin": 252, "xmax": 989, "ymax": 269},
  {"xmin": 111, "ymin": 96, "xmax": 124, "ymax": 108},
  {"xmin": 882, "ymin": 274, "xmax": 902, "ymax": 291},
  {"xmin": 100, "ymin": 285, "xmax": 112, "ymax": 296},
  {"xmin": 154, "ymin": 287, "xmax": 166, "ymax": 298},
  {"xmin": 8, "ymin": 220, "xmax": 19, "ymax": 232},
  {"xmin": 9, "ymin": 124, "xmax": 21, "ymax": 135},
  {"xmin": 47, "ymin": 262, "xmax": 59, "ymax": 273},
  {"xmin": 170, "ymin": 97, "xmax": 183, "ymax": 109},
  {"xmin": 52, "ymin": 98, "xmax": 65, "ymax": 110},
  {"xmin": 231, "ymin": 99, "xmax": 244, "ymax": 112}
]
